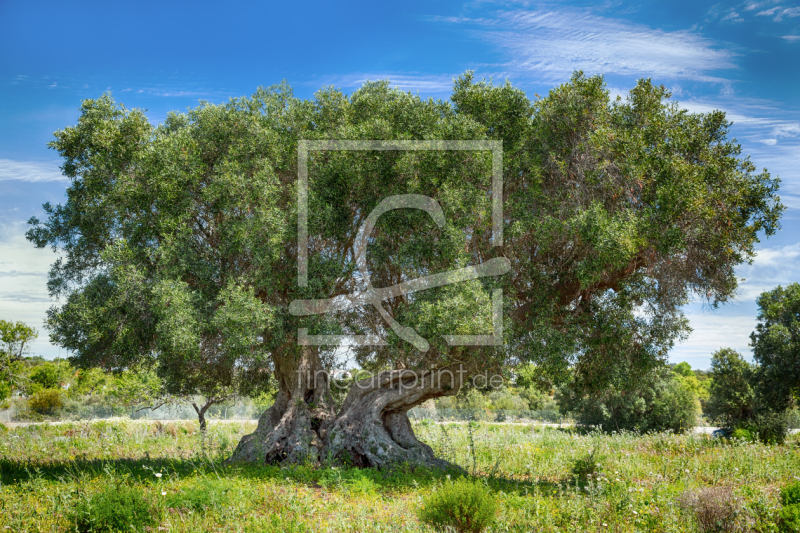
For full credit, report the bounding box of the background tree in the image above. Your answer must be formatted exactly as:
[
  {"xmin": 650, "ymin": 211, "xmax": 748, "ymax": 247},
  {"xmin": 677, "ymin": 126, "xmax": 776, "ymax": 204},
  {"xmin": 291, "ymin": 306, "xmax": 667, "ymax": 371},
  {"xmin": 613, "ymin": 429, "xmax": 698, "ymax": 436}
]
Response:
[
  {"xmin": 0, "ymin": 320, "xmax": 38, "ymax": 384},
  {"xmin": 557, "ymin": 366, "xmax": 698, "ymax": 433},
  {"xmin": 29, "ymin": 72, "xmax": 782, "ymax": 467},
  {"xmin": 751, "ymin": 283, "xmax": 800, "ymax": 412},
  {"xmin": 706, "ymin": 348, "xmax": 755, "ymax": 427}
]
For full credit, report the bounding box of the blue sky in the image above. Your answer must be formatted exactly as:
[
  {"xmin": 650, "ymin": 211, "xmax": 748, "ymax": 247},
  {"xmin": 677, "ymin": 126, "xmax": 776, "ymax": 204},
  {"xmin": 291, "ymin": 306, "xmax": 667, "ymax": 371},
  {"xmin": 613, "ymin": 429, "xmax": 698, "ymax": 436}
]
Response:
[{"xmin": 1, "ymin": 0, "xmax": 798, "ymax": 368}]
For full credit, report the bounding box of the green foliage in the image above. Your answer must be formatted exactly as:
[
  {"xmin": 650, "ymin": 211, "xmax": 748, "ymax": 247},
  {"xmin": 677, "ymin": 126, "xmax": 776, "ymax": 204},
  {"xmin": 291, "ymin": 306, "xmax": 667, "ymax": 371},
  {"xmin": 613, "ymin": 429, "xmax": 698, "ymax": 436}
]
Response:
[
  {"xmin": 73, "ymin": 484, "xmax": 156, "ymax": 533},
  {"xmin": 0, "ymin": 320, "xmax": 37, "ymax": 387},
  {"xmin": 27, "ymin": 389, "xmax": 63, "ymax": 415},
  {"xmin": 730, "ymin": 428, "xmax": 753, "ymax": 442},
  {"xmin": 71, "ymin": 368, "xmax": 111, "ymax": 396},
  {"xmin": 673, "ymin": 362, "xmax": 693, "ymax": 377},
  {"xmin": 28, "ymin": 72, "xmax": 783, "ymax": 418},
  {"xmin": 0, "ymin": 380, "xmax": 10, "ymax": 401},
  {"xmin": 707, "ymin": 348, "xmax": 755, "ymax": 427},
  {"xmin": 417, "ymin": 477, "xmax": 497, "ymax": 533},
  {"xmin": 558, "ymin": 367, "xmax": 698, "ymax": 433},
  {"xmin": 748, "ymin": 410, "xmax": 790, "ymax": 444},
  {"xmin": 107, "ymin": 369, "xmax": 161, "ymax": 407},
  {"xmin": 781, "ymin": 481, "xmax": 800, "ymax": 507},
  {"xmin": 29, "ymin": 362, "xmax": 63, "ymax": 391},
  {"xmin": 0, "ymin": 320, "xmax": 37, "ymax": 360},
  {"xmin": 752, "ymin": 283, "xmax": 800, "ymax": 412},
  {"xmin": 779, "ymin": 505, "xmax": 800, "ymax": 533}
]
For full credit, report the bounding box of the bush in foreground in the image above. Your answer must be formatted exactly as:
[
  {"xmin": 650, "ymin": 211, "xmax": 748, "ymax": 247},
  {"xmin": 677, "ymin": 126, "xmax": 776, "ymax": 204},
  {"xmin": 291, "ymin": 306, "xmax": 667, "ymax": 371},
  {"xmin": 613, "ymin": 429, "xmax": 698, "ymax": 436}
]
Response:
[
  {"xmin": 418, "ymin": 477, "xmax": 497, "ymax": 533},
  {"xmin": 73, "ymin": 484, "xmax": 156, "ymax": 533},
  {"xmin": 678, "ymin": 486, "xmax": 744, "ymax": 533},
  {"xmin": 780, "ymin": 481, "xmax": 800, "ymax": 533}
]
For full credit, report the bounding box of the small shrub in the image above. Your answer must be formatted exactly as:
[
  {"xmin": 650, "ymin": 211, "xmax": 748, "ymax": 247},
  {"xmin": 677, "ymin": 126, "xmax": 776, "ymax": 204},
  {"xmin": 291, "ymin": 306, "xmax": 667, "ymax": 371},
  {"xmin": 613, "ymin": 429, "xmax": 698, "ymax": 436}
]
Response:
[
  {"xmin": 571, "ymin": 448, "xmax": 603, "ymax": 486},
  {"xmin": 679, "ymin": 486, "xmax": 744, "ymax": 533},
  {"xmin": 782, "ymin": 481, "xmax": 800, "ymax": 506},
  {"xmin": 750, "ymin": 411, "xmax": 789, "ymax": 444},
  {"xmin": 779, "ymin": 504, "xmax": 800, "ymax": 533},
  {"xmin": 28, "ymin": 389, "xmax": 63, "ymax": 415},
  {"xmin": 730, "ymin": 428, "xmax": 753, "ymax": 442},
  {"xmin": 417, "ymin": 478, "xmax": 497, "ymax": 533},
  {"xmin": 73, "ymin": 484, "xmax": 156, "ymax": 533},
  {"xmin": 0, "ymin": 422, "xmax": 8, "ymax": 434}
]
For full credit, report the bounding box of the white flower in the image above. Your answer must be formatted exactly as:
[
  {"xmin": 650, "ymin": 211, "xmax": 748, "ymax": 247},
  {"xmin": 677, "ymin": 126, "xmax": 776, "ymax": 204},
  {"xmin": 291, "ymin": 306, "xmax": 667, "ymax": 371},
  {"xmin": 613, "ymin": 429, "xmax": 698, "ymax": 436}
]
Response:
[
  {"xmin": 632, "ymin": 510, "xmax": 638, "ymax": 515},
  {"xmin": 602, "ymin": 523, "xmax": 608, "ymax": 527},
  {"xmin": 161, "ymin": 491, "xmax": 166, "ymax": 496},
  {"xmin": 155, "ymin": 473, "xmax": 162, "ymax": 478}
]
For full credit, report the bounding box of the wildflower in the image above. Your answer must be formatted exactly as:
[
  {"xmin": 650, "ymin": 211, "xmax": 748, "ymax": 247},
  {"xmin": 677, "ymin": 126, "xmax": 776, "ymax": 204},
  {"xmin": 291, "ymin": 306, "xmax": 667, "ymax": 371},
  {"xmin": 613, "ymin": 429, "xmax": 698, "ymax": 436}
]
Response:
[
  {"xmin": 161, "ymin": 491, "xmax": 166, "ymax": 496},
  {"xmin": 632, "ymin": 510, "xmax": 638, "ymax": 515},
  {"xmin": 155, "ymin": 473, "xmax": 162, "ymax": 478},
  {"xmin": 602, "ymin": 523, "xmax": 608, "ymax": 527}
]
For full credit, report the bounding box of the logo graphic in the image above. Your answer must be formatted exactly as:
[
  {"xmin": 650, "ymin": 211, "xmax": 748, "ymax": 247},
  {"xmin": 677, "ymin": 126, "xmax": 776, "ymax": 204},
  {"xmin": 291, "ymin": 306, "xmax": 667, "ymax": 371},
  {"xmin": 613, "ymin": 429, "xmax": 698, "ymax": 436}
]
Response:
[{"xmin": 290, "ymin": 140, "xmax": 505, "ymax": 351}]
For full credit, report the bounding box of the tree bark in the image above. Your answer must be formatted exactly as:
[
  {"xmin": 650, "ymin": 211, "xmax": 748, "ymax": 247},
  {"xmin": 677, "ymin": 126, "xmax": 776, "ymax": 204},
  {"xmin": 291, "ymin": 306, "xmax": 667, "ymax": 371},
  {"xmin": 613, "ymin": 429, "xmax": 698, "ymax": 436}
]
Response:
[
  {"xmin": 228, "ymin": 359, "xmax": 469, "ymax": 469},
  {"xmin": 191, "ymin": 400, "xmax": 211, "ymax": 432},
  {"xmin": 227, "ymin": 345, "xmax": 335, "ymax": 464}
]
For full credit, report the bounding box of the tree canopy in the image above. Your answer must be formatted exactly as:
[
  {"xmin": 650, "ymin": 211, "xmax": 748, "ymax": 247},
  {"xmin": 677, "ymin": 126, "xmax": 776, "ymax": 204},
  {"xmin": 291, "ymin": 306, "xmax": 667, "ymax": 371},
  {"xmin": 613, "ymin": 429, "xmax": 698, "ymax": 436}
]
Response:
[
  {"xmin": 751, "ymin": 283, "xmax": 800, "ymax": 411},
  {"xmin": 28, "ymin": 72, "xmax": 783, "ymax": 466}
]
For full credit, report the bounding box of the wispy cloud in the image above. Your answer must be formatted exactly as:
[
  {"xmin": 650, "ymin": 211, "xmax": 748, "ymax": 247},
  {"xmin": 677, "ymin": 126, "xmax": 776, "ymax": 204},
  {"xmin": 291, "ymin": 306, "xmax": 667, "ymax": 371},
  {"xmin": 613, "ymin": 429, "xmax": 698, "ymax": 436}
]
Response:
[
  {"xmin": 0, "ymin": 270, "xmax": 47, "ymax": 278},
  {"xmin": 435, "ymin": 8, "xmax": 737, "ymax": 82},
  {"xmin": 735, "ymin": 243, "xmax": 800, "ymax": 301},
  {"xmin": 0, "ymin": 159, "xmax": 66, "ymax": 183},
  {"xmin": 756, "ymin": 5, "xmax": 800, "ymax": 21},
  {"xmin": 309, "ymin": 73, "xmax": 458, "ymax": 95},
  {"xmin": 783, "ymin": 35, "xmax": 800, "ymax": 41}
]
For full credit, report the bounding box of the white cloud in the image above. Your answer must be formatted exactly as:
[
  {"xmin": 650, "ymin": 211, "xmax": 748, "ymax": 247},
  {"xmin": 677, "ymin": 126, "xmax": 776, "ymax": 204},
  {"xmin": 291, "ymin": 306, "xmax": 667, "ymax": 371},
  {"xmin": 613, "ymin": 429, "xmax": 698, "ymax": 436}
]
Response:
[
  {"xmin": 0, "ymin": 222, "xmax": 61, "ymax": 358},
  {"xmin": 757, "ymin": 5, "xmax": 800, "ymax": 21},
  {"xmin": 783, "ymin": 35, "xmax": 800, "ymax": 41},
  {"xmin": 735, "ymin": 243, "xmax": 800, "ymax": 301},
  {"xmin": 721, "ymin": 10, "xmax": 745, "ymax": 22},
  {"xmin": 671, "ymin": 313, "xmax": 757, "ymax": 367},
  {"xmin": 0, "ymin": 159, "xmax": 66, "ymax": 183},
  {"xmin": 314, "ymin": 73, "xmax": 457, "ymax": 94},
  {"xmin": 674, "ymin": 241, "xmax": 800, "ymax": 367},
  {"xmin": 743, "ymin": 0, "xmax": 781, "ymax": 11},
  {"xmin": 760, "ymin": 138, "xmax": 778, "ymax": 145},
  {"xmin": 437, "ymin": 8, "xmax": 737, "ymax": 82}
]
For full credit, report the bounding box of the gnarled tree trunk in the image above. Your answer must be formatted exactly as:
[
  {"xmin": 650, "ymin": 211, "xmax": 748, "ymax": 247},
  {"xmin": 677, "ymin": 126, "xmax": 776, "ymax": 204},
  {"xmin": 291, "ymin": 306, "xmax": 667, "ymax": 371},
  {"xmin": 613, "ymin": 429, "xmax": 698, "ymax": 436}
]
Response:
[
  {"xmin": 228, "ymin": 345, "xmax": 334, "ymax": 464},
  {"xmin": 229, "ymin": 360, "xmax": 469, "ymax": 468}
]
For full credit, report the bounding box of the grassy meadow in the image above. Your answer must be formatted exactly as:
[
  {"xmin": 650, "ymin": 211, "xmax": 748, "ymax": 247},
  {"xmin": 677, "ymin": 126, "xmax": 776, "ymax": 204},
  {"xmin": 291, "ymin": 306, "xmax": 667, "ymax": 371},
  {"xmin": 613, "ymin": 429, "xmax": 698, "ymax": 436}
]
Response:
[{"xmin": 0, "ymin": 418, "xmax": 798, "ymax": 532}]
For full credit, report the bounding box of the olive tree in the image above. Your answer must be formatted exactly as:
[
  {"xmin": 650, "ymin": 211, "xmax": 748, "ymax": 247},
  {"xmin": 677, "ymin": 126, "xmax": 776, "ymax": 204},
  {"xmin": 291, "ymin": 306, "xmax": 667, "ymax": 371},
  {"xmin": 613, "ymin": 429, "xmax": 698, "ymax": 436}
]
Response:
[{"xmin": 29, "ymin": 72, "xmax": 782, "ymax": 467}]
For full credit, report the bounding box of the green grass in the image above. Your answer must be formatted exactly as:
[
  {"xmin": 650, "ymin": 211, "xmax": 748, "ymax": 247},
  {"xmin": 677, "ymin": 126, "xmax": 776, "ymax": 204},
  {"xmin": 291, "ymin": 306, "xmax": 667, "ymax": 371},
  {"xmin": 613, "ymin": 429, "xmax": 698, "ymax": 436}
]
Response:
[{"xmin": 0, "ymin": 418, "xmax": 798, "ymax": 531}]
